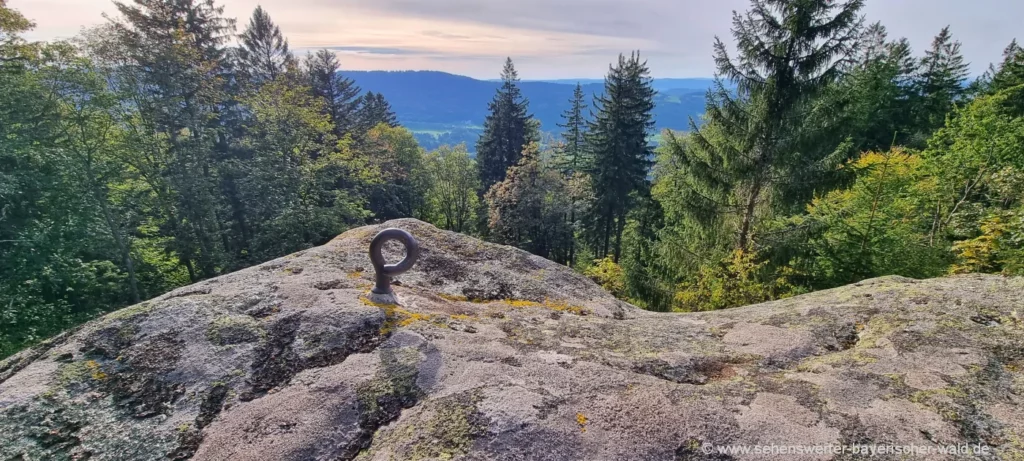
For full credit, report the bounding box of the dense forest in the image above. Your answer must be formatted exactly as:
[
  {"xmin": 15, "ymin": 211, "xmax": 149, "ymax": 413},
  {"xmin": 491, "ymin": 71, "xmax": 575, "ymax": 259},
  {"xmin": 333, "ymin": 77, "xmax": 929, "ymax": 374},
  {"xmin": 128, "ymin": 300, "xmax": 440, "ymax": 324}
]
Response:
[{"xmin": 2, "ymin": 0, "xmax": 1023, "ymax": 358}]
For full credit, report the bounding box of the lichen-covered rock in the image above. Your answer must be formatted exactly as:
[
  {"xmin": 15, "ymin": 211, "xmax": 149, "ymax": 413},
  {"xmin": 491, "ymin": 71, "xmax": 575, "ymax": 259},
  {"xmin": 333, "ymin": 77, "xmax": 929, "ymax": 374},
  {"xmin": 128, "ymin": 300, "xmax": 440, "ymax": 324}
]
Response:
[{"xmin": 1, "ymin": 219, "xmax": 1023, "ymax": 460}]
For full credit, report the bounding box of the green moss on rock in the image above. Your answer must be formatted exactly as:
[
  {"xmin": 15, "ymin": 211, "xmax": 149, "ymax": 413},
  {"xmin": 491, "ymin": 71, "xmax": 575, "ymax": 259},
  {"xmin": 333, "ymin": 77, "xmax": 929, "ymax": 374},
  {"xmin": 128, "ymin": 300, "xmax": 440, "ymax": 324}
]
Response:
[{"xmin": 206, "ymin": 315, "xmax": 266, "ymax": 346}]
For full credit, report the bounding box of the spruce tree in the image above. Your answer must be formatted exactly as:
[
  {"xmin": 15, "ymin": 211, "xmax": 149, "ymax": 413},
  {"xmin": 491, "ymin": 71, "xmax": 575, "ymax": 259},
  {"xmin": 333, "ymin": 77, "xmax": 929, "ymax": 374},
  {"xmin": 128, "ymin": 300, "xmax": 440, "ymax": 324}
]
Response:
[
  {"xmin": 556, "ymin": 83, "xmax": 589, "ymax": 263},
  {"xmin": 677, "ymin": 0, "xmax": 864, "ymax": 253},
  {"xmin": 110, "ymin": 0, "xmax": 236, "ymax": 279},
  {"xmin": 236, "ymin": 6, "xmax": 293, "ymax": 86},
  {"xmin": 840, "ymin": 22, "xmax": 918, "ymax": 150},
  {"xmin": 476, "ymin": 57, "xmax": 533, "ymax": 192},
  {"xmin": 355, "ymin": 91, "xmax": 399, "ymax": 131},
  {"xmin": 915, "ymin": 26, "xmax": 969, "ymax": 133},
  {"xmin": 304, "ymin": 49, "xmax": 361, "ymax": 137},
  {"xmin": 990, "ymin": 40, "xmax": 1024, "ymax": 93},
  {"xmin": 556, "ymin": 83, "xmax": 589, "ymax": 176},
  {"xmin": 586, "ymin": 52, "xmax": 655, "ymax": 261}
]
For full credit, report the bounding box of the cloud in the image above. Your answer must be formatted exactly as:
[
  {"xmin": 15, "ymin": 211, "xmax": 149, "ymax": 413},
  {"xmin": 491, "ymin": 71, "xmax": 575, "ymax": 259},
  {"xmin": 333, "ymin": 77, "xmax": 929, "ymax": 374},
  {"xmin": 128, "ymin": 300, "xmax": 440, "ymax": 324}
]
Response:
[
  {"xmin": 320, "ymin": 46, "xmax": 433, "ymax": 56},
  {"xmin": 10, "ymin": 0, "xmax": 1024, "ymax": 79}
]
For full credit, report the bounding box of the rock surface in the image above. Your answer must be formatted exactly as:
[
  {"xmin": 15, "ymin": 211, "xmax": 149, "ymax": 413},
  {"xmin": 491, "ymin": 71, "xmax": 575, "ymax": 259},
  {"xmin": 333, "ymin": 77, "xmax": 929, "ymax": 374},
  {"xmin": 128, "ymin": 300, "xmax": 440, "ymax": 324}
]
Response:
[{"xmin": 1, "ymin": 219, "xmax": 1023, "ymax": 460}]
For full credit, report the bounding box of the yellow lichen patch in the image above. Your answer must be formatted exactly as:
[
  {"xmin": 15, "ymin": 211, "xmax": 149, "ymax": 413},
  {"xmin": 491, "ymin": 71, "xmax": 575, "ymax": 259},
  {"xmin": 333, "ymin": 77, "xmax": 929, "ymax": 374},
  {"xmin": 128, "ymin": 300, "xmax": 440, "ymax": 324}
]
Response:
[
  {"xmin": 1002, "ymin": 433, "xmax": 1024, "ymax": 461},
  {"xmin": 58, "ymin": 360, "xmax": 107, "ymax": 386},
  {"xmin": 86, "ymin": 360, "xmax": 107, "ymax": 381},
  {"xmin": 505, "ymin": 299, "xmax": 542, "ymax": 308},
  {"xmin": 543, "ymin": 299, "xmax": 590, "ymax": 316},
  {"xmin": 360, "ymin": 296, "xmax": 433, "ymax": 334},
  {"xmin": 855, "ymin": 314, "xmax": 903, "ymax": 349},
  {"xmin": 398, "ymin": 312, "xmax": 432, "ymax": 327},
  {"xmin": 500, "ymin": 298, "xmax": 591, "ymax": 316},
  {"xmin": 360, "ymin": 296, "xmax": 398, "ymax": 309},
  {"xmin": 575, "ymin": 413, "xmax": 589, "ymax": 432},
  {"xmin": 449, "ymin": 314, "xmax": 474, "ymax": 321},
  {"xmin": 438, "ymin": 293, "xmax": 470, "ymax": 302},
  {"xmin": 347, "ymin": 270, "xmax": 364, "ymax": 279}
]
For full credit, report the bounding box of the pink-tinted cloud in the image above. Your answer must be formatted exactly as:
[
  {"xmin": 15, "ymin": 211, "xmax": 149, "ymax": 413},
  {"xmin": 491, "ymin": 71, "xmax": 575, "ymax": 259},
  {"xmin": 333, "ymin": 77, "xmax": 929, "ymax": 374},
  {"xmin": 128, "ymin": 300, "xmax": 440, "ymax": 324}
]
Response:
[{"xmin": 9, "ymin": 0, "xmax": 1023, "ymax": 79}]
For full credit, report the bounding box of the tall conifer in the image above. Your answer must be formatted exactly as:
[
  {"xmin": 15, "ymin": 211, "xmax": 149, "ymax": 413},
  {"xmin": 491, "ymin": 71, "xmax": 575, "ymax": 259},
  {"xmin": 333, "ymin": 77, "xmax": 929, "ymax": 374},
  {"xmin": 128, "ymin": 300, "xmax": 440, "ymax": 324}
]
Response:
[
  {"xmin": 587, "ymin": 52, "xmax": 656, "ymax": 261},
  {"xmin": 304, "ymin": 49, "xmax": 362, "ymax": 137},
  {"xmin": 355, "ymin": 91, "xmax": 399, "ymax": 131},
  {"xmin": 673, "ymin": 0, "xmax": 864, "ymax": 253},
  {"xmin": 556, "ymin": 83, "xmax": 589, "ymax": 175},
  {"xmin": 990, "ymin": 40, "xmax": 1024, "ymax": 93},
  {"xmin": 236, "ymin": 6, "xmax": 293, "ymax": 86},
  {"xmin": 110, "ymin": 0, "xmax": 236, "ymax": 279},
  {"xmin": 476, "ymin": 58, "xmax": 533, "ymax": 192},
  {"xmin": 915, "ymin": 26, "xmax": 969, "ymax": 132}
]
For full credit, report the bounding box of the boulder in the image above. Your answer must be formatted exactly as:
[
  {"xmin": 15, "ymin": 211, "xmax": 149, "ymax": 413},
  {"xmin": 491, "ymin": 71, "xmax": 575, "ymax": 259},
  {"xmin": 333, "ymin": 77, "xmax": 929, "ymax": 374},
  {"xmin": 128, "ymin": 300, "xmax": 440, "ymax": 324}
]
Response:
[{"xmin": 1, "ymin": 219, "xmax": 1022, "ymax": 460}]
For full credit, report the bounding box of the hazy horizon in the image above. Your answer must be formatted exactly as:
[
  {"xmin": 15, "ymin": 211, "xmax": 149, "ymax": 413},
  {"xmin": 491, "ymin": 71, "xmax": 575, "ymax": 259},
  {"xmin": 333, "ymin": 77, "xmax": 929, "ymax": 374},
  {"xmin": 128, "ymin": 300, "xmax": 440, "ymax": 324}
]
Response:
[{"xmin": 11, "ymin": 0, "xmax": 1022, "ymax": 80}]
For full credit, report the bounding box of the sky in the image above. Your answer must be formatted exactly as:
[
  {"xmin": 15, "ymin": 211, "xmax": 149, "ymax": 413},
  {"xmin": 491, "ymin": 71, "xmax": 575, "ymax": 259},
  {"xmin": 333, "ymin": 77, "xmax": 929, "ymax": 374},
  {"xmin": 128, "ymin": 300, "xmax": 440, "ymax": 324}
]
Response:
[{"xmin": 10, "ymin": 0, "xmax": 1023, "ymax": 80}]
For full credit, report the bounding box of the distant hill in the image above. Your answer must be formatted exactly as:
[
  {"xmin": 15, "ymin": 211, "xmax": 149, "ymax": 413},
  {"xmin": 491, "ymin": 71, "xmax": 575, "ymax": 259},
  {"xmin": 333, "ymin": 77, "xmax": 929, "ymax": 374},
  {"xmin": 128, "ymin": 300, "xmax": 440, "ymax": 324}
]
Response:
[
  {"xmin": 534, "ymin": 77, "xmax": 718, "ymax": 92},
  {"xmin": 342, "ymin": 70, "xmax": 709, "ymax": 151}
]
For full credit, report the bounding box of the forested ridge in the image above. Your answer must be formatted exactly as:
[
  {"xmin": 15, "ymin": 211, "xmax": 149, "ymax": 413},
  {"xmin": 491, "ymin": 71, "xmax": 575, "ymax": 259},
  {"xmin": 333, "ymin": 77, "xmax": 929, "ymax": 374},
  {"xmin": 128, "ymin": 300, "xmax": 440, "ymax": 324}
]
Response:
[
  {"xmin": 336, "ymin": 70, "xmax": 708, "ymax": 151},
  {"xmin": 2, "ymin": 0, "xmax": 1023, "ymax": 358}
]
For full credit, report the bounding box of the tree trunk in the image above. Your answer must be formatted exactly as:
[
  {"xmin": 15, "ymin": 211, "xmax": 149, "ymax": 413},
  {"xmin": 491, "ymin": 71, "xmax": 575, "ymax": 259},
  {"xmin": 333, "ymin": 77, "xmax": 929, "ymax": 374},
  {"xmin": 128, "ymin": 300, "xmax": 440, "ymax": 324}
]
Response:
[
  {"xmin": 737, "ymin": 179, "xmax": 763, "ymax": 253},
  {"xmin": 85, "ymin": 157, "xmax": 141, "ymax": 303}
]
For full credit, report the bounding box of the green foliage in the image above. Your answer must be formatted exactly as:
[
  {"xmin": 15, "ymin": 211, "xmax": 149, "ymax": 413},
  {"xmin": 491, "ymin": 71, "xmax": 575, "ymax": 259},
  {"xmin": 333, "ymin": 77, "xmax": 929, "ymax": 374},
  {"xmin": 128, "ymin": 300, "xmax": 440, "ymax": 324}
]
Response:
[
  {"xmin": 355, "ymin": 91, "xmax": 399, "ymax": 132},
  {"xmin": 950, "ymin": 207, "xmax": 1024, "ymax": 276},
  {"xmin": 586, "ymin": 52, "xmax": 655, "ymax": 261},
  {"xmin": 618, "ymin": 195, "xmax": 675, "ymax": 312},
  {"xmin": 555, "ymin": 83, "xmax": 589, "ymax": 176},
  {"xmin": 582, "ymin": 257, "xmax": 625, "ymax": 298},
  {"xmin": 476, "ymin": 58, "xmax": 534, "ymax": 193},
  {"xmin": 422, "ymin": 144, "xmax": 480, "ymax": 234},
  {"xmin": 304, "ymin": 49, "xmax": 361, "ymax": 137},
  {"xmin": 914, "ymin": 26, "xmax": 970, "ymax": 134},
  {"xmin": 834, "ymin": 23, "xmax": 919, "ymax": 151},
  {"xmin": 235, "ymin": 5, "xmax": 294, "ymax": 86},
  {"xmin": 988, "ymin": 40, "xmax": 1024, "ymax": 95},
  {"xmin": 780, "ymin": 149, "xmax": 948, "ymax": 288},
  {"xmin": 236, "ymin": 75, "xmax": 375, "ymax": 260},
  {"xmin": 0, "ymin": 3, "xmax": 401, "ymax": 359},
  {"xmin": 0, "ymin": 11, "xmax": 140, "ymax": 355},
  {"xmin": 681, "ymin": 0, "xmax": 864, "ymax": 255},
  {"xmin": 674, "ymin": 250, "xmax": 794, "ymax": 312},
  {"xmin": 485, "ymin": 144, "xmax": 575, "ymax": 263},
  {"xmin": 363, "ymin": 123, "xmax": 430, "ymax": 221}
]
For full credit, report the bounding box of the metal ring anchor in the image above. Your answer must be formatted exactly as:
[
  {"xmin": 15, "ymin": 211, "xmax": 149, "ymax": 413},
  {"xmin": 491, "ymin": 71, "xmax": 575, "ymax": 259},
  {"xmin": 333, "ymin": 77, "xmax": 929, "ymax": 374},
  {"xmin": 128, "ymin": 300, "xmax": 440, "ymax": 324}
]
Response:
[{"xmin": 369, "ymin": 228, "xmax": 420, "ymax": 295}]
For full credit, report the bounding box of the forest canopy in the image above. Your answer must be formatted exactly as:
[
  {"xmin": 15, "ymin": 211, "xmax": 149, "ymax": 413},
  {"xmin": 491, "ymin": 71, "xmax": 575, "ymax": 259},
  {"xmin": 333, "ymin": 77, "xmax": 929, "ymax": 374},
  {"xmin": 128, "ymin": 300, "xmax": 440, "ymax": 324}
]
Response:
[{"xmin": 2, "ymin": 0, "xmax": 1023, "ymax": 357}]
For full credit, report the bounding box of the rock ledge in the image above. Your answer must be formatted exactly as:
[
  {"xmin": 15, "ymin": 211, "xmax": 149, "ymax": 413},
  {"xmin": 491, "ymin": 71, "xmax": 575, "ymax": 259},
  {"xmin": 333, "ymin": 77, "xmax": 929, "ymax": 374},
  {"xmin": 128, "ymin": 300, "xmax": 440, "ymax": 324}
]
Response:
[{"xmin": 1, "ymin": 219, "xmax": 1023, "ymax": 460}]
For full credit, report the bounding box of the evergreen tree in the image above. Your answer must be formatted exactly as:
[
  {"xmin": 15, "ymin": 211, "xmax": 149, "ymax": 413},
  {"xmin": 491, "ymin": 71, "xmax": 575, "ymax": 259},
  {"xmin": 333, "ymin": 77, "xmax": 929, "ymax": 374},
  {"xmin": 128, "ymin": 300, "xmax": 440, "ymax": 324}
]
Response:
[
  {"xmin": 556, "ymin": 83, "xmax": 589, "ymax": 175},
  {"xmin": 109, "ymin": 0, "xmax": 236, "ymax": 280},
  {"xmin": 356, "ymin": 91, "xmax": 399, "ymax": 131},
  {"xmin": 915, "ymin": 26, "xmax": 969, "ymax": 133},
  {"xmin": 990, "ymin": 40, "xmax": 1024, "ymax": 93},
  {"xmin": 676, "ymin": 0, "xmax": 864, "ymax": 253},
  {"xmin": 839, "ymin": 22, "xmax": 919, "ymax": 150},
  {"xmin": 555, "ymin": 82, "xmax": 590, "ymax": 263},
  {"xmin": 476, "ymin": 57, "xmax": 533, "ymax": 192},
  {"xmin": 619, "ymin": 192, "xmax": 674, "ymax": 311},
  {"xmin": 235, "ymin": 6, "xmax": 293, "ymax": 86},
  {"xmin": 586, "ymin": 52, "xmax": 655, "ymax": 261},
  {"xmin": 304, "ymin": 49, "xmax": 361, "ymax": 137}
]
